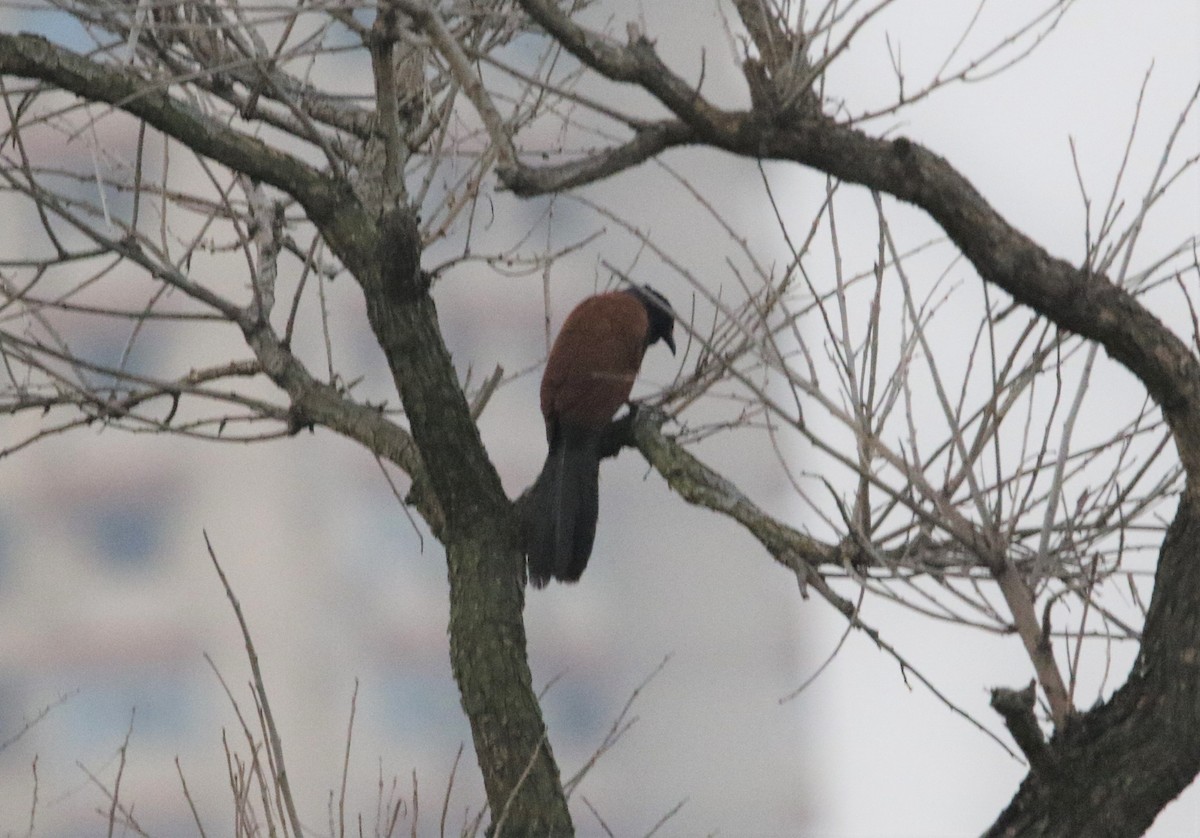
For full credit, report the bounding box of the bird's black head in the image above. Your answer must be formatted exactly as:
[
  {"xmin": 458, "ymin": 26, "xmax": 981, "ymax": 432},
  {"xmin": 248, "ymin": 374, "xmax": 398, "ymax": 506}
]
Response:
[{"xmin": 626, "ymin": 284, "xmax": 677, "ymax": 355}]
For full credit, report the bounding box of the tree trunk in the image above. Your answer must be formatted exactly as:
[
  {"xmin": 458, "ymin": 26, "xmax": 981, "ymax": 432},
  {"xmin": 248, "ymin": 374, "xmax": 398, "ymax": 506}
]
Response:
[
  {"xmin": 987, "ymin": 492, "xmax": 1200, "ymax": 836},
  {"xmin": 448, "ymin": 537, "xmax": 572, "ymax": 833},
  {"xmin": 363, "ymin": 209, "xmax": 572, "ymax": 832}
]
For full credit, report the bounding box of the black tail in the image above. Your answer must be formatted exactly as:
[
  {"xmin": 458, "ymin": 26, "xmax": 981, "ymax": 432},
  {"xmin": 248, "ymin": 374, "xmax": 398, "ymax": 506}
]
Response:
[{"xmin": 526, "ymin": 435, "xmax": 600, "ymax": 587}]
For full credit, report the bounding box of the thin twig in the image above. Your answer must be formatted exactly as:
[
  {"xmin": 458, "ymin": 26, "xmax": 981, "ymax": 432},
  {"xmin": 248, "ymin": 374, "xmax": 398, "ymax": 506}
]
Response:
[{"xmin": 204, "ymin": 530, "xmax": 304, "ymax": 838}]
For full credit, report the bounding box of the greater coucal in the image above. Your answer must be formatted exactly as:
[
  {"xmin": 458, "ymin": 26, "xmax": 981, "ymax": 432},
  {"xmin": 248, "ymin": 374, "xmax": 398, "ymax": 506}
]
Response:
[{"xmin": 526, "ymin": 284, "xmax": 676, "ymax": 587}]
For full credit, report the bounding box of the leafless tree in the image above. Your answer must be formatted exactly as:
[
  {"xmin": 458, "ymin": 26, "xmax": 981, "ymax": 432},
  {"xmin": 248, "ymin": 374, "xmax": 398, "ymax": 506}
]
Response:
[{"xmin": 1, "ymin": 1, "xmax": 1197, "ymax": 834}]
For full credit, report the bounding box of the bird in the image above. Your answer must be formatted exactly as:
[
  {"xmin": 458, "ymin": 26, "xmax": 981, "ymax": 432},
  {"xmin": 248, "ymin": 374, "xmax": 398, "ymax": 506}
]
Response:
[{"xmin": 526, "ymin": 284, "xmax": 676, "ymax": 587}]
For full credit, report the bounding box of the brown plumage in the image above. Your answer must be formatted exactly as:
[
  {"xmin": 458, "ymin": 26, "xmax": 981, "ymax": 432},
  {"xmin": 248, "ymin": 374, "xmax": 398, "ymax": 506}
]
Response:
[{"xmin": 526, "ymin": 285, "xmax": 676, "ymax": 587}]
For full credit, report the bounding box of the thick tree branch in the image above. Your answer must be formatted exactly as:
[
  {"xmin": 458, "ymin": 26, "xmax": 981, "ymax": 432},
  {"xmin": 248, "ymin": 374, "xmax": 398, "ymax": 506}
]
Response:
[
  {"xmin": 369, "ymin": 3, "xmax": 411, "ymax": 208},
  {"xmin": 605, "ymin": 409, "xmax": 1054, "ymax": 580},
  {"xmin": 504, "ymin": 119, "xmax": 694, "ymax": 195},
  {"xmin": 242, "ymin": 323, "xmax": 444, "ymax": 536},
  {"xmin": 628, "ymin": 408, "xmax": 837, "ymax": 567},
  {"xmin": 993, "ymin": 559, "xmax": 1072, "ymax": 729},
  {"xmin": 516, "ymin": 0, "xmax": 728, "ymax": 130},
  {"xmin": 731, "ymin": 0, "xmax": 795, "ymax": 73},
  {"xmin": 801, "ymin": 131, "xmax": 1200, "ymax": 474},
  {"xmin": 990, "ymin": 683, "xmax": 1057, "ymax": 778}
]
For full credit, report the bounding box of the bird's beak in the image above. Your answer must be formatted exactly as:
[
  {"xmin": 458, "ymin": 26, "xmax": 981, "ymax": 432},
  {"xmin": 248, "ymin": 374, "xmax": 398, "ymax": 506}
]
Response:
[{"xmin": 665, "ymin": 331, "xmax": 676, "ymax": 355}]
